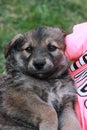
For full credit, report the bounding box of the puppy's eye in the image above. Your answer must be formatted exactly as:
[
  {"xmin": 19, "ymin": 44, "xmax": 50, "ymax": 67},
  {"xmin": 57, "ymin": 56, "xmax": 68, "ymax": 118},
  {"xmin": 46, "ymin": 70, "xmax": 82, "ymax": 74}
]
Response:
[
  {"xmin": 47, "ymin": 43, "xmax": 57, "ymax": 52},
  {"xmin": 25, "ymin": 46, "xmax": 33, "ymax": 53}
]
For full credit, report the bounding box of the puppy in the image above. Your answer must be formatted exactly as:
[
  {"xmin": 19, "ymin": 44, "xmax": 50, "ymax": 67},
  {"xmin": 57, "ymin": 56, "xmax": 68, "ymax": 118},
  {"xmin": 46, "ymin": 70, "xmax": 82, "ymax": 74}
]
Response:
[{"xmin": 0, "ymin": 26, "xmax": 80, "ymax": 130}]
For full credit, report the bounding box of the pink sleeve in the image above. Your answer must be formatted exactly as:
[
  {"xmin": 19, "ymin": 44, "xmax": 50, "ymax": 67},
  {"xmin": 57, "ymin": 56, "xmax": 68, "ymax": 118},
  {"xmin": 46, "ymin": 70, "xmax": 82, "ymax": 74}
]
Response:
[{"xmin": 65, "ymin": 22, "xmax": 87, "ymax": 61}]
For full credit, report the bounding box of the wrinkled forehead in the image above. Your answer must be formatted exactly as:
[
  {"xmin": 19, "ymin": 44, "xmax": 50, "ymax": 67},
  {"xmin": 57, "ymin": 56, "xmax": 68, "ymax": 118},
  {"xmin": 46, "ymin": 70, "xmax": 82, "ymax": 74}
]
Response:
[{"xmin": 25, "ymin": 26, "xmax": 64, "ymax": 43}]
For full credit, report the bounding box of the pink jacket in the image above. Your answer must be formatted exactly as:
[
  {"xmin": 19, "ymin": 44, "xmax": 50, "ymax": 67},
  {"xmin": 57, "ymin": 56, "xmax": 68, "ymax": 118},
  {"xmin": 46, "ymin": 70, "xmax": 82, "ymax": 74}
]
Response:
[{"xmin": 65, "ymin": 22, "xmax": 87, "ymax": 130}]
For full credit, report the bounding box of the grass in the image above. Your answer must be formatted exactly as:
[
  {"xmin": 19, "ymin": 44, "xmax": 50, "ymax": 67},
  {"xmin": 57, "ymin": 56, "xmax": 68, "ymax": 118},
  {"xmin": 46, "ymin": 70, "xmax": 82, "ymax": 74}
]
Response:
[{"xmin": 0, "ymin": 0, "xmax": 87, "ymax": 73}]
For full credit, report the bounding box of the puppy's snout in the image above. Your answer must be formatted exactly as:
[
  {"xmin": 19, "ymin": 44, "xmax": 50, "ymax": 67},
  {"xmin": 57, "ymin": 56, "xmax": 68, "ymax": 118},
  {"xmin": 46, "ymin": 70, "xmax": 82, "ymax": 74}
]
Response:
[{"xmin": 33, "ymin": 59, "xmax": 46, "ymax": 70}]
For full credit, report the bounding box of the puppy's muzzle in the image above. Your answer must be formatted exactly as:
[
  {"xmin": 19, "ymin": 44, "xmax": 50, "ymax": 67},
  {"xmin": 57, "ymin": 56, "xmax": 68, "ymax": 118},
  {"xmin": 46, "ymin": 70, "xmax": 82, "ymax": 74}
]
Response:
[{"xmin": 33, "ymin": 59, "xmax": 46, "ymax": 70}]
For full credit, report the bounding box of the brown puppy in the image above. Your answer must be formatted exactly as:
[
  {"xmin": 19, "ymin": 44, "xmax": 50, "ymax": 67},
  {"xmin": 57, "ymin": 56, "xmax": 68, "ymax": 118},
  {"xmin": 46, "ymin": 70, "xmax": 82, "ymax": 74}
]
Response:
[{"xmin": 0, "ymin": 26, "xmax": 80, "ymax": 130}]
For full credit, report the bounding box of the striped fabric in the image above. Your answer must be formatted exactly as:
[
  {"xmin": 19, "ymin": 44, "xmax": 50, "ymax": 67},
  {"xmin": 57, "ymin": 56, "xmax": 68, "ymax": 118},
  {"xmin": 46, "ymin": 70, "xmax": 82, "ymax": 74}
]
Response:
[{"xmin": 69, "ymin": 52, "xmax": 87, "ymax": 130}]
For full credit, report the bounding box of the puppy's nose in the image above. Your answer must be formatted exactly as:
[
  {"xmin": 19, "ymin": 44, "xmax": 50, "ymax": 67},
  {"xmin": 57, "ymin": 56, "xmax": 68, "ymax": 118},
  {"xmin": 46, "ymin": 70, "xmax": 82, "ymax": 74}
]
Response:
[{"xmin": 33, "ymin": 59, "xmax": 46, "ymax": 70}]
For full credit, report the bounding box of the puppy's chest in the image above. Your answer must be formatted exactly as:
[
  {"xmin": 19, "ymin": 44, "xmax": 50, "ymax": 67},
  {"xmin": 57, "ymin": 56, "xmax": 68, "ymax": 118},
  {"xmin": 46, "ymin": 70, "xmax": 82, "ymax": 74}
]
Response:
[
  {"xmin": 31, "ymin": 80, "xmax": 63, "ymax": 111},
  {"xmin": 47, "ymin": 85, "xmax": 62, "ymax": 113}
]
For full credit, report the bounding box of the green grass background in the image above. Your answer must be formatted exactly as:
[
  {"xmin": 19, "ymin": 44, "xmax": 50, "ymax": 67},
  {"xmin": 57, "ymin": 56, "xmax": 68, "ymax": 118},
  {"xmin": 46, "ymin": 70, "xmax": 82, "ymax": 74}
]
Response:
[{"xmin": 0, "ymin": 0, "xmax": 87, "ymax": 73}]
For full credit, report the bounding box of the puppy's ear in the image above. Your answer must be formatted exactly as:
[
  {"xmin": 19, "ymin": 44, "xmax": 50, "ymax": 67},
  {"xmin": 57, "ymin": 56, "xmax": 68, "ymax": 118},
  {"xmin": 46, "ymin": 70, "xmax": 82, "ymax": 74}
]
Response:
[
  {"xmin": 57, "ymin": 28, "xmax": 67, "ymax": 37},
  {"xmin": 4, "ymin": 34, "xmax": 25, "ymax": 58},
  {"xmin": 61, "ymin": 29, "xmax": 67, "ymax": 37}
]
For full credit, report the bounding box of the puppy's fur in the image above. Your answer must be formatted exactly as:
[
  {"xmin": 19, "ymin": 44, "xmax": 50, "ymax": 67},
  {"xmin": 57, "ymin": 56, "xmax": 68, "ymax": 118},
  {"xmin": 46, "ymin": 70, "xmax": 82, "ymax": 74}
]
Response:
[{"xmin": 0, "ymin": 26, "xmax": 80, "ymax": 130}]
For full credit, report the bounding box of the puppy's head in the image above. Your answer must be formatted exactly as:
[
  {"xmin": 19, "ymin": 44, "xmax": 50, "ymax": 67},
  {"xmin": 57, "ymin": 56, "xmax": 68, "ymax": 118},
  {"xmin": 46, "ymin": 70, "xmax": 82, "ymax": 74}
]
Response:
[{"xmin": 5, "ymin": 26, "xmax": 68, "ymax": 79}]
